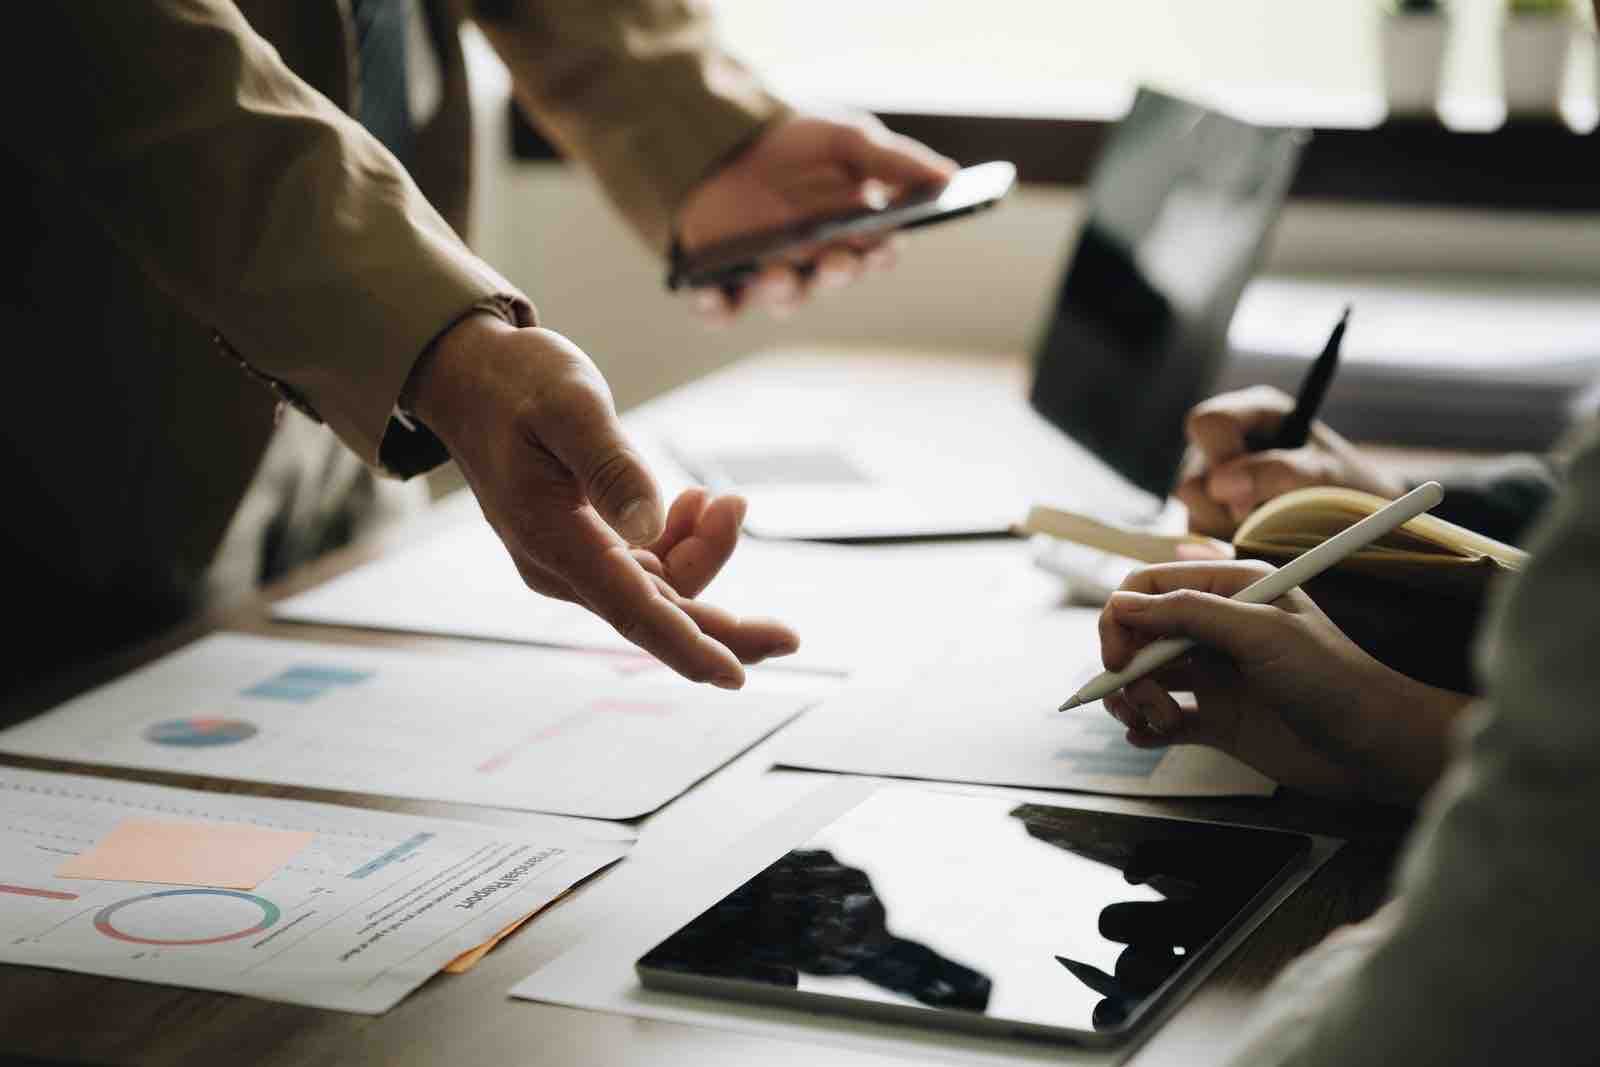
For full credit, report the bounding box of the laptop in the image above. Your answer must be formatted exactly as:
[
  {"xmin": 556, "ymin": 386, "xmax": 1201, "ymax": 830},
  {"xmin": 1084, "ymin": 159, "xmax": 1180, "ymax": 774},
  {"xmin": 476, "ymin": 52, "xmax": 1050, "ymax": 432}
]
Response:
[{"xmin": 669, "ymin": 88, "xmax": 1308, "ymax": 540}]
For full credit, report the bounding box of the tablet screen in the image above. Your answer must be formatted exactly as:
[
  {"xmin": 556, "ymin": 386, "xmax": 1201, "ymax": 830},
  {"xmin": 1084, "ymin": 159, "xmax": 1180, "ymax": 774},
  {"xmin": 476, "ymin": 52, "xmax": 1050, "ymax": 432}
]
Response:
[{"xmin": 638, "ymin": 788, "xmax": 1310, "ymax": 1044}]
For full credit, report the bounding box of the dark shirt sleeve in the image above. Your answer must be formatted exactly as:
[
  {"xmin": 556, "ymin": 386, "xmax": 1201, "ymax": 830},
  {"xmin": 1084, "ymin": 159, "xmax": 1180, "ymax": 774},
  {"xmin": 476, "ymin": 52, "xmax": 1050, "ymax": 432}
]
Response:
[{"xmin": 1423, "ymin": 452, "xmax": 1561, "ymax": 547}]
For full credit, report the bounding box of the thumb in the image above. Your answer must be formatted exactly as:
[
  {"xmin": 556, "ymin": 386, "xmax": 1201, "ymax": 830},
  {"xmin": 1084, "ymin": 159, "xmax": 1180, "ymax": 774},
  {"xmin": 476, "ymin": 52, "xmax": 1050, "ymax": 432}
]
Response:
[
  {"xmin": 830, "ymin": 122, "xmax": 957, "ymax": 188},
  {"xmin": 1108, "ymin": 589, "xmax": 1286, "ymax": 668},
  {"xmin": 526, "ymin": 331, "xmax": 664, "ymax": 545}
]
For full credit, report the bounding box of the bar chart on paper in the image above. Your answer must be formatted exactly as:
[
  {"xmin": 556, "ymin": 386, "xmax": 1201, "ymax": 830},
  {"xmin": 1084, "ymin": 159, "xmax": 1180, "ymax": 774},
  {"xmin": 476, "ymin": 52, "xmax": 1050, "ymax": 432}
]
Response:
[
  {"xmin": 0, "ymin": 768, "xmax": 626, "ymax": 1012},
  {"xmin": 776, "ymin": 610, "xmax": 1275, "ymax": 798},
  {"xmin": 0, "ymin": 634, "xmax": 815, "ymax": 820}
]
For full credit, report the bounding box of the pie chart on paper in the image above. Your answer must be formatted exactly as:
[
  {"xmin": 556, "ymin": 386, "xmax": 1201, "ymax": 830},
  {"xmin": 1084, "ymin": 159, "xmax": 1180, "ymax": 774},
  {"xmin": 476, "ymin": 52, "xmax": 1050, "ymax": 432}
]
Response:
[{"xmin": 142, "ymin": 717, "xmax": 259, "ymax": 747}]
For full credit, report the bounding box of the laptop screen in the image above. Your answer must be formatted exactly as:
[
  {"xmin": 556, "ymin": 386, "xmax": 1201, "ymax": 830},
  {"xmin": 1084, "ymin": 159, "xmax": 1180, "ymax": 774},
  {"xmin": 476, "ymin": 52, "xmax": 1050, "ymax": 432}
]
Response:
[{"xmin": 1030, "ymin": 88, "xmax": 1306, "ymax": 501}]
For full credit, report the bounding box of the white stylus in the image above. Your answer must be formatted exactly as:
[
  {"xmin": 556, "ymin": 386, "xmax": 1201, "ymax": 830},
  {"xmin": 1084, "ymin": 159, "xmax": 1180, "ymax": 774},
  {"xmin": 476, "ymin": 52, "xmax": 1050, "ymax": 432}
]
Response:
[{"xmin": 1058, "ymin": 480, "xmax": 1446, "ymax": 712}]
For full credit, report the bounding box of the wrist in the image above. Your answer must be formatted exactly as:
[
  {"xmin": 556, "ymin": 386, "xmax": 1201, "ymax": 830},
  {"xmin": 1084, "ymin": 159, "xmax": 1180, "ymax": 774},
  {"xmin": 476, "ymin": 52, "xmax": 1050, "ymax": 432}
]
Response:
[
  {"xmin": 404, "ymin": 311, "xmax": 517, "ymax": 446},
  {"xmin": 1356, "ymin": 669, "xmax": 1470, "ymax": 805}
]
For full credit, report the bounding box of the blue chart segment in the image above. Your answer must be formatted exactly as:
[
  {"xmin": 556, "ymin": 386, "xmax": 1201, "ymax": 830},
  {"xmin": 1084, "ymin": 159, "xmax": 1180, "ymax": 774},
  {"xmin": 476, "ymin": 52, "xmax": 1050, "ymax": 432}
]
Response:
[
  {"xmin": 93, "ymin": 889, "xmax": 281, "ymax": 946},
  {"xmin": 1055, "ymin": 717, "xmax": 1165, "ymax": 777},
  {"xmin": 242, "ymin": 664, "xmax": 374, "ymax": 703},
  {"xmin": 347, "ymin": 833, "xmax": 435, "ymax": 879},
  {"xmin": 143, "ymin": 718, "xmax": 258, "ymax": 747}
]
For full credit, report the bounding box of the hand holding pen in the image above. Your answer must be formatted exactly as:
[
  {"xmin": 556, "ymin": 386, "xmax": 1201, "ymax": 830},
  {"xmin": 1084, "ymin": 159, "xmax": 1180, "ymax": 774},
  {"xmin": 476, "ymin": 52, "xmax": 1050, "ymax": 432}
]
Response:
[{"xmin": 1176, "ymin": 307, "xmax": 1408, "ymax": 537}]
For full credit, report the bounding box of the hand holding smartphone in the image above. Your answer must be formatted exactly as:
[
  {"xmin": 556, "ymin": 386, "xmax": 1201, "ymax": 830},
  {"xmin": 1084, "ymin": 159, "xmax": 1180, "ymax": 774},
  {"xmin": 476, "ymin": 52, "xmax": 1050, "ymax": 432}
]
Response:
[{"xmin": 666, "ymin": 161, "xmax": 1016, "ymax": 292}]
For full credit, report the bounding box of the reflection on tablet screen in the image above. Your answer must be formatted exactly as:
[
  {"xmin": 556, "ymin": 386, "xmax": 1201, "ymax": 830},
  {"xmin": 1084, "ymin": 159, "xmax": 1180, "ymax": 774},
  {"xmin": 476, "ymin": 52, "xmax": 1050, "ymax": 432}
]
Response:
[{"xmin": 638, "ymin": 788, "xmax": 1310, "ymax": 1045}]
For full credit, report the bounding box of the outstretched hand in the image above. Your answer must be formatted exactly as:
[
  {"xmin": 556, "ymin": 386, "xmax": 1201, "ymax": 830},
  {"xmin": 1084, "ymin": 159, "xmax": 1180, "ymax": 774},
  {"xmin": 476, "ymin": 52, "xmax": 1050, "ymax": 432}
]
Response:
[
  {"xmin": 408, "ymin": 315, "xmax": 798, "ymax": 687},
  {"xmin": 1096, "ymin": 560, "xmax": 1467, "ymax": 804},
  {"xmin": 675, "ymin": 113, "xmax": 957, "ymax": 321}
]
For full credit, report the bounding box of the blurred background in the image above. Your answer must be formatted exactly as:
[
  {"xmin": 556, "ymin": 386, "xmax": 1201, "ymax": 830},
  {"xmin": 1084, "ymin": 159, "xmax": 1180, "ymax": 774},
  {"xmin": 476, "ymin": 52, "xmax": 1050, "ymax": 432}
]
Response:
[{"xmin": 449, "ymin": 0, "xmax": 1599, "ymax": 470}]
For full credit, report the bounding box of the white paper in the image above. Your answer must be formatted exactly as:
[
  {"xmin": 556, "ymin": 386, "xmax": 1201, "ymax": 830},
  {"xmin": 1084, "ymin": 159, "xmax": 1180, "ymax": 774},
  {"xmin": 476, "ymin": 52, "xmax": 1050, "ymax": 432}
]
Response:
[
  {"xmin": 511, "ymin": 780, "xmax": 1111, "ymax": 1066},
  {"xmin": 272, "ymin": 494, "xmax": 1066, "ymax": 675},
  {"xmin": 775, "ymin": 610, "xmax": 1275, "ymax": 798},
  {"xmin": 0, "ymin": 633, "xmax": 811, "ymax": 820},
  {"xmin": 511, "ymin": 780, "xmax": 1333, "ymax": 1066},
  {"xmin": 0, "ymin": 767, "xmax": 627, "ymax": 1013}
]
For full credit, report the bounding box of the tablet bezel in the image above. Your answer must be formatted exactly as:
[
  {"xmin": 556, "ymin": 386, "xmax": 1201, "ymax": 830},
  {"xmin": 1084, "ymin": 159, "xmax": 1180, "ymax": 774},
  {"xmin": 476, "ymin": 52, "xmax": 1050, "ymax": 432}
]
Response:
[{"xmin": 635, "ymin": 791, "xmax": 1315, "ymax": 1048}]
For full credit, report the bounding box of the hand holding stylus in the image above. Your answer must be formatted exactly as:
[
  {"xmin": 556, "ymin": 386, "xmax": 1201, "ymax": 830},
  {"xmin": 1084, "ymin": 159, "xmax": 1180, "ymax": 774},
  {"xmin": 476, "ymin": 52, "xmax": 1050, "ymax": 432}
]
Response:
[
  {"xmin": 1081, "ymin": 482, "xmax": 1472, "ymax": 804},
  {"xmin": 1063, "ymin": 482, "xmax": 1445, "ymax": 712}
]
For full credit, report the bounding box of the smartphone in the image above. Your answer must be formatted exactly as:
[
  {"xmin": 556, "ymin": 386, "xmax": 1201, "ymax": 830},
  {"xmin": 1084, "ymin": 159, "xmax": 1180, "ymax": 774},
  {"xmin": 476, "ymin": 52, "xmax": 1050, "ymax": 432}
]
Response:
[{"xmin": 666, "ymin": 160, "xmax": 1016, "ymax": 291}]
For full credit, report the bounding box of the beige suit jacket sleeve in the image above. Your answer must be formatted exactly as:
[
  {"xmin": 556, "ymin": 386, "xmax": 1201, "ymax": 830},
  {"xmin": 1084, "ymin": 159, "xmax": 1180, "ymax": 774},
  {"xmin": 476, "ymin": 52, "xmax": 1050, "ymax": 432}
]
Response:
[
  {"xmin": 5, "ymin": 1, "xmax": 532, "ymax": 475},
  {"xmin": 473, "ymin": 0, "xmax": 786, "ymax": 253}
]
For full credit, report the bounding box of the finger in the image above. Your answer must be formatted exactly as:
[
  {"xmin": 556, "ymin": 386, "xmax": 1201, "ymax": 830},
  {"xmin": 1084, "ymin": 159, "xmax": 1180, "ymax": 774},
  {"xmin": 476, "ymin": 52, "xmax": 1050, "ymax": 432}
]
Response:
[
  {"xmin": 1175, "ymin": 473, "xmax": 1238, "ymax": 538},
  {"xmin": 524, "ymin": 330, "xmax": 665, "ymax": 546},
  {"xmin": 673, "ymin": 595, "xmax": 800, "ymax": 664},
  {"xmin": 651, "ymin": 487, "xmax": 713, "ymax": 558},
  {"xmin": 1102, "ymin": 900, "xmax": 1210, "ymax": 948},
  {"xmin": 1114, "ymin": 943, "xmax": 1183, "ymax": 994},
  {"xmin": 1103, "ymin": 691, "xmax": 1144, "ymax": 732},
  {"xmin": 861, "ymin": 239, "xmax": 899, "ymax": 274},
  {"xmin": 1121, "ymin": 678, "xmax": 1184, "ymax": 736},
  {"xmin": 658, "ymin": 494, "xmax": 745, "ymax": 598},
  {"xmin": 1145, "ymin": 652, "xmax": 1233, "ymax": 694},
  {"xmin": 1124, "ymin": 725, "xmax": 1174, "ymax": 749},
  {"xmin": 1105, "ymin": 588, "xmax": 1290, "ymax": 667},
  {"xmin": 690, "ymin": 287, "xmax": 734, "ymax": 327},
  {"xmin": 1175, "ymin": 540, "xmax": 1233, "ymax": 561},
  {"xmin": 518, "ymin": 504, "xmax": 745, "ymax": 687},
  {"xmin": 1102, "ymin": 563, "xmax": 1279, "ymax": 666},
  {"xmin": 1099, "ymin": 603, "xmax": 1142, "ymax": 673},
  {"xmin": 1124, "ymin": 699, "xmax": 1214, "ymax": 750},
  {"xmin": 1185, "ymin": 386, "xmax": 1294, "ymax": 466},
  {"xmin": 1116, "ymin": 560, "xmax": 1277, "ymax": 598},
  {"xmin": 629, "ymin": 549, "xmax": 667, "ymax": 582},
  {"xmin": 1206, "ymin": 451, "xmax": 1323, "ymax": 524},
  {"xmin": 830, "ymin": 121, "xmax": 958, "ymax": 187},
  {"xmin": 813, "ymin": 245, "xmax": 863, "ymax": 290},
  {"xmin": 746, "ymin": 263, "xmax": 801, "ymax": 318}
]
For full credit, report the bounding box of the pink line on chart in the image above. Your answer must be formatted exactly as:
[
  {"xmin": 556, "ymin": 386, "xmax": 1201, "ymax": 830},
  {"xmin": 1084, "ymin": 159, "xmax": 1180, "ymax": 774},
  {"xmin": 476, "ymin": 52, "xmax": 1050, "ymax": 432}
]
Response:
[
  {"xmin": 475, "ymin": 711, "xmax": 588, "ymax": 774},
  {"xmin": 0, "ymin": 884, "xmax": 79, "ymax": 901},
  {"xmin": 586, "ymin": 700, "xmax": 675, "ymax": 717},
  {"xmin": 474, "ymin": 701, "xmax": 678, "ymax": 773}
]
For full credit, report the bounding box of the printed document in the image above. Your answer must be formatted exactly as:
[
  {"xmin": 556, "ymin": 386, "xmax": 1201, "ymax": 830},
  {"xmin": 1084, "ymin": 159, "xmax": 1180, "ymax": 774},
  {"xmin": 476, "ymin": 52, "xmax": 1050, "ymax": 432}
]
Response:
[
  {"xmin": 271, "ymin": 494, "xmax": 1063, "ymax": 674},
  {"xmin": 775, "ymin": 610, "xmax": 1275, "ymax": 798},
  {"xmin": 0, "ymin": 633, "xmax": 809, "ymax": 820},
  {"xmin": 0, "ymin": 767, "xmax": 625, "ymax": 1012}
]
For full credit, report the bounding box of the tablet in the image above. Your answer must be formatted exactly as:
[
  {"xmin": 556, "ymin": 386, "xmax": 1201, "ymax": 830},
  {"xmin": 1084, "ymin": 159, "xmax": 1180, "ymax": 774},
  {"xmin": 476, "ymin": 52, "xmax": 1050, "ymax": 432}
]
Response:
[{"xmin": 636, "ymin": 788, "xmax": 1312, "ymax": 1047}]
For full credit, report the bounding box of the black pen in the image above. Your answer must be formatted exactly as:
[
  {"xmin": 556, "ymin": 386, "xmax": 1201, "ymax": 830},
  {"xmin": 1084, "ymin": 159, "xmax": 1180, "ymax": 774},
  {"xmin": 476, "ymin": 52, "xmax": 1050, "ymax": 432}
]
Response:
[{"xmin": 1253, "ymin": 304, "xmax": 1351, "ymax": 451}]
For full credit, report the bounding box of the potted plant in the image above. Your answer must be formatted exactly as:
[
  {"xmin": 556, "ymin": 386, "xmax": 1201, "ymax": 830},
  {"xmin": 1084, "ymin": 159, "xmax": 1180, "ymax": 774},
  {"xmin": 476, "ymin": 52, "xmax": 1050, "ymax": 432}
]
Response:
[
  {"xmin": 1381, "ymin": 0, "xmax": 1451, "ymax": 117},
  {"xmin": 1501, "ymin": 0, "xmax": 1579, "ymax": 116}
]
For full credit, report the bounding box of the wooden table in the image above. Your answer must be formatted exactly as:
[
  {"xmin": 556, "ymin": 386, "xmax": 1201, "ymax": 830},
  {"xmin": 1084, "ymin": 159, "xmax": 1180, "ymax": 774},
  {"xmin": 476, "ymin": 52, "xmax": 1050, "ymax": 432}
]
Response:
[{"xmin": 0, "ymin": 350, "xmax": 1421, "ymax": 1067}]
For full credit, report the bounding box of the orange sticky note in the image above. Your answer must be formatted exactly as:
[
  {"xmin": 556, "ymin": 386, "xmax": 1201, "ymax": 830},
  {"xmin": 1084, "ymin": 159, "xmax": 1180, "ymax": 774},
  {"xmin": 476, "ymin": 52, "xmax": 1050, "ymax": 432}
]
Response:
[
  {"xmin": 57, "ymin": 818, "xmax": 314, "ymax": 889},
  {"xmin": 443, "ymin": 911, "xmax": 539, "ymax": 974},
  {"xmin": 442, "ymin": 884, "xmax": 586, "ymax": 974}
]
